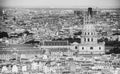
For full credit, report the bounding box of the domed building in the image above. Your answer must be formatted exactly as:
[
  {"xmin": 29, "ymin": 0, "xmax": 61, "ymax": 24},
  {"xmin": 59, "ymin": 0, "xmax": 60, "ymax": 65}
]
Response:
[{"xmin": 78, "ymin": 8, "xmax": 105, "ymax": 54}]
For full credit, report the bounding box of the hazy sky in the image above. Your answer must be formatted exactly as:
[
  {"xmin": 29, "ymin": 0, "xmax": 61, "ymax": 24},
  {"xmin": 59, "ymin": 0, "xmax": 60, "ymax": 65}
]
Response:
[{"xmin": 1, "ymin": 0, "xmax": 120, "ymax": 8}]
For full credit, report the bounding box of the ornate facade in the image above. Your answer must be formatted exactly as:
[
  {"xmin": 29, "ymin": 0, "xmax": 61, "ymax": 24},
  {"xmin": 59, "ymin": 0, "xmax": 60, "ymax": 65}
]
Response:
[{"xmin": 78, "ymin": 8, "xmax": 105, "ymax": 54}]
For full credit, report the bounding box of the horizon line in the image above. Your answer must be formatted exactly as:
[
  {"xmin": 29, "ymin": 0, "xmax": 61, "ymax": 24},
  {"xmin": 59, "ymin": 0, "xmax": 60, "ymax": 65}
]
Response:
[{"xmin": 2, "ymin": 6, "xmax": 120, "ymax": 9}]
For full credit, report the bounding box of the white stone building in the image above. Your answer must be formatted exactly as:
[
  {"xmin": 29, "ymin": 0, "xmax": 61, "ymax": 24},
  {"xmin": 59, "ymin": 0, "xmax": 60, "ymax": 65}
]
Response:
[
  {"xmin": 72, "ymin": 8, "xmax": 105, "ymax": 55},
  {"xmin": 78, "ymin": 22, "xmax": 105, "ymax": 54}
]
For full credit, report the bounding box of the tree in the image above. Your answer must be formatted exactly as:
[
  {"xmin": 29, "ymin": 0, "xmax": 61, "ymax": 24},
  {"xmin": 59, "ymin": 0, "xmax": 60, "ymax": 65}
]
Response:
[{"xmin": 0, "ymin": 31, "xmax": 9, "ymax": 38}]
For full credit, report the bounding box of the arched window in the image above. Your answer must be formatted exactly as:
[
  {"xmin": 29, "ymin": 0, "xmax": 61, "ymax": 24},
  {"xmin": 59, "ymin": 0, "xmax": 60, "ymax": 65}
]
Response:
[
  {"xmin": 90, "ymin": 47, "xmax": 93, "ymax": 50},
  {"xmin": 75, "ymin": 46, "xmax": 77, "ymax": 49},
  {"xmin": 88, "ymin": 38, "xmax": 90, "ymax": 42},
  {"xmin": 84, "ymin": 38, "xmax": 86, "ymax": 42},
  {"xmin": 82, "ymin": 47, "xmax": 84, "ymax": 50},
  {"xmin": 99, "ymin": 47, "xmax": 101, "ymax": 50}
]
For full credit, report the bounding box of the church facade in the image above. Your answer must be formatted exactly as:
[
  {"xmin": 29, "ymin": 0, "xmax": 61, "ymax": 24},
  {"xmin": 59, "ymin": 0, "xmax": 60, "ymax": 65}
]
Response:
[
  {"xmin": 73, "ymin": 8, "xmax": 105, "ymax": 55},
  {"xmin": 78, "ymin": 23, "xmax": 105, "ymax": 54}
]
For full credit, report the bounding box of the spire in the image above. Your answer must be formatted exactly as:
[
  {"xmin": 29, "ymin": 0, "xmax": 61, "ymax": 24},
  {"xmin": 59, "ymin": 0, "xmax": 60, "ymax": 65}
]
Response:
[{"xmin": 84, "ymin": 7, "xmax": 94, "ymax": 24}]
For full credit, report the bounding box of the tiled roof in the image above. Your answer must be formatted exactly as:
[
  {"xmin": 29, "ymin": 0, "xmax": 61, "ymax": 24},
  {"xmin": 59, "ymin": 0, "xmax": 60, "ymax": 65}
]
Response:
[{"xmin": 44, "ymin": 40, "xmax": 68, "ymax": 46}]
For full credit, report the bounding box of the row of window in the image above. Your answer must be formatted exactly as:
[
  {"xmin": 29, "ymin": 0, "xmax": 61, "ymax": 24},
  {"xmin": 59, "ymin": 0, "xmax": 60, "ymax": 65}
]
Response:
[
  {"xmin": 84, "ymin": 21, "xmax": 96, "ymax": 24},
  {"xmin": 84, "ymin": 38, "xmax": 94, "ymax": 42},
  {"xmin": 44, "ymin": 43, "xmax": 68, "ymax": 46},
  {"xmin": 84, "ymin": 32, "xmax": 95, "ymax": 35},
  {"xmin": 75, "ymin": 46, "xmax": 101, "ymax": 50}
]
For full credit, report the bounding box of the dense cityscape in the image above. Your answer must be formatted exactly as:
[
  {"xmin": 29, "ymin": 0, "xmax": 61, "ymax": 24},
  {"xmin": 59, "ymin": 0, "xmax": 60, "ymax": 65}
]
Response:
[{"xmin": 0, "ymin": 7, "xmax": 120, "ymax": 74}]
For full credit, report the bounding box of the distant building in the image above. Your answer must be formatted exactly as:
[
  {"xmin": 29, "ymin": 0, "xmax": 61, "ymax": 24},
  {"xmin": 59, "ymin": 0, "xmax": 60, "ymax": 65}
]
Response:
[
  {"xmin": 74, "ymin": 10, "xmax": 83, "ymax": 16},
  {"xmin": 0, "ymin": 8, "xmax": 107, "ymax": 60},
  {"xmin": 43, "ymin": 40, "xmax": 69, "ymax": 46},
  {"xmin": 0, "ymin": 7, "xmax": 3, "ymax": 20},
  {"xmin": 0, "ymin": 8, "xmax": 3, "ymax": 16},
  {"xmin": 40, "ymin": 8, "xmax": 105, "ymax": 55},
  {"xmin": 40, "ymin": 40, "xmax": 70, "ymax": 55}
]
